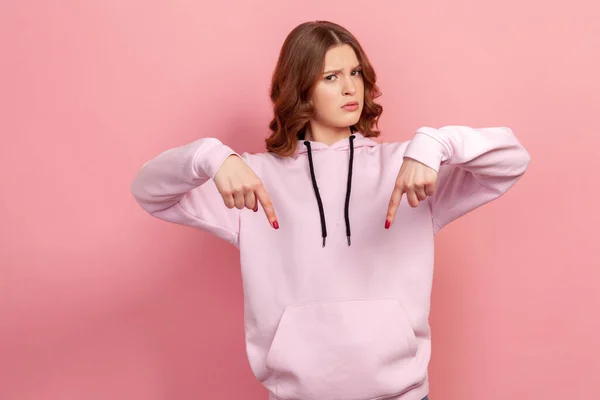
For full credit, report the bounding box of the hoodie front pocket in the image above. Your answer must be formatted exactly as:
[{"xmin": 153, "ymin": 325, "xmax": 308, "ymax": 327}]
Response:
[{"xmin": 265, "ymin": 298, "xmax": 424, "ymax": 400}]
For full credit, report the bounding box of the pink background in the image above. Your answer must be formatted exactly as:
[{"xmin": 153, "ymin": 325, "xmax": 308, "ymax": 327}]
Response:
[{"xmin": 1, "ymin": 0, "xmax": 599, "ymax": 399}]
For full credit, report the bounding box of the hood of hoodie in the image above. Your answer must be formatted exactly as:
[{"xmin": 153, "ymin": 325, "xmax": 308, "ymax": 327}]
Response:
[{"xmin": 293, "ymin": 132, "xmax": 379, "ymax": 155}]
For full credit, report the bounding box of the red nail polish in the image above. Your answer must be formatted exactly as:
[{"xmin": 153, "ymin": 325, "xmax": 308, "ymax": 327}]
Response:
[
  {"xmin": 273, "ymin": 221, "xmax": 279, "ymax": 229},
  {"xmin": 253, "ymin": 206, "xmax": 258, "ymax": 212},
  {"xmin": 385, "ymin": 220, "xmax": 391, "ymax": 229}
]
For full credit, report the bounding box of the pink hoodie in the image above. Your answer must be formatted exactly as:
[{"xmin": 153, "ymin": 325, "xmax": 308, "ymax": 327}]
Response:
[{"xmin": 131, "ymin": 125, "xmax": 530, "ymax": 400}]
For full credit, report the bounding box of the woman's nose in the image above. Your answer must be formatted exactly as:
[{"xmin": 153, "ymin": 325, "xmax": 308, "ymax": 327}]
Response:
[{"xmin": 342, "ymin": 76, "xmax": 356, "ymax": 96}]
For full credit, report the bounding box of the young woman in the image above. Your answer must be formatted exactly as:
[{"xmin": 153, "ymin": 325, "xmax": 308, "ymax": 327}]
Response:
[{"xmin": 131, "ymin": 20, "xmax": 530, "ymax": 400}]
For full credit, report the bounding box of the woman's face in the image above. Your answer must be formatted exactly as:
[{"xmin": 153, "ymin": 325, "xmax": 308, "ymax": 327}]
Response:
[{"xmin": 309, "ymin": 44, "xmax": 365, "ymax": 132}]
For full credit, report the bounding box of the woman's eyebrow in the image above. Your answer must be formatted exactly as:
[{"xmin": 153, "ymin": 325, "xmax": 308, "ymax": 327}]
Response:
[{"xmin": 322, "ymin": 65, "xmax": 362, "ymax": 75}]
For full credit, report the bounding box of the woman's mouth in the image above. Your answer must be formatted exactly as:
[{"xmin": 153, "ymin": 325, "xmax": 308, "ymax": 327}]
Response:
[{"xmin": 341, "ymin": 101, "xmax": 359, "ymax": 111}]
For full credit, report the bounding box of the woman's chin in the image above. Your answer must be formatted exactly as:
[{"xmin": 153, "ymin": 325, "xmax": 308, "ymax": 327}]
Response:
[{"xmin": 334, "ymin": 116, "xmax": 361, "ymax": 128}]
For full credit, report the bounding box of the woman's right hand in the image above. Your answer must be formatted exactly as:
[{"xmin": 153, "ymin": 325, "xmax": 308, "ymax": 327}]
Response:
[{"xmin": 214, "ymin": 155, "xmax": 279, "ymax": 229}]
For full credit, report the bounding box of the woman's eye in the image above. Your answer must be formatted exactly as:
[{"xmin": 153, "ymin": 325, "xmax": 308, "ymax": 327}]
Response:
[{"xmin": 324, "ymin": 70, "xmax": 361, "ymax": 81}]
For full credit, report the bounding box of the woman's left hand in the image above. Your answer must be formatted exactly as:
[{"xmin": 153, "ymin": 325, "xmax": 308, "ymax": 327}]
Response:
[{"xmin": 386, "ymin": 157, "xmax": 438, "ymax": 229}]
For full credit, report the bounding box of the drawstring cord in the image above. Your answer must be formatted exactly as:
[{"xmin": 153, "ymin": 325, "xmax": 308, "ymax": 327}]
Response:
[
  {"xmin": 303, "ymin": 134, "xmax": 355, "ymax": 247},
  {"xmin": 344, "ymin": 134, "xmax": 355, "ymax": 246},
  {"xmin": 304, "ymin": 140, "xmax": 327, "ymax": 247}
]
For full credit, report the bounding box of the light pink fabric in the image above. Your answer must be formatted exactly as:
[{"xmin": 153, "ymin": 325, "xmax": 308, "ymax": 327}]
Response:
[{"xmin": 131, "ymin": 125, "xmax": 530, "ymax": 400}]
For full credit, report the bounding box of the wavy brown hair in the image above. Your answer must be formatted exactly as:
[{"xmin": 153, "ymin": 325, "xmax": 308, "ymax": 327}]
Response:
[{"xmin": 266, "ymin": 21, "xmax": 383, "ymax": 157}]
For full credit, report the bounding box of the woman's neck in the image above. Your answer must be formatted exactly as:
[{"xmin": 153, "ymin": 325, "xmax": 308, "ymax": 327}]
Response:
[{"xmin": 304, "ymin": 123, "xmax": 352, "ymax": 146}]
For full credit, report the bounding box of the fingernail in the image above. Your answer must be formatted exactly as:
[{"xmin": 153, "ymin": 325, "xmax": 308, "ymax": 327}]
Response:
[
  {"xmin": 272, "ymin": 221, "xmax": 279, "ymax": 229},
  {"xmin": 253, "ymin": 206, "xmax": 258, "ymax": 212},
  {"xmin": 385, "ymin": 220, "xmax": 391, "ymax": 229}
]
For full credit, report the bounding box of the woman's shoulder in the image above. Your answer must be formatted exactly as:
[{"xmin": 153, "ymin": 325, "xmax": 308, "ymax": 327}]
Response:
[
  {"xmin": 237, "ymin": 149, "xmax": 294, "ymax": 173},
  {"xmin": 372, "ymin": 136, "xmax": 411, "ymax": 157},
  {"xmin": 239, "ymin": 149, "xmax": 282, "ymax": 163}
]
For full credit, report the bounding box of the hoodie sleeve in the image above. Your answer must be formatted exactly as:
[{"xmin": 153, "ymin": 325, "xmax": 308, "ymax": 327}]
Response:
[
  {"xmin": 130, "ymin": 137, "xmax": 242, "ymax": 246},
  {"xmin": 403, "ymin": 125, "xmax": 531, "ymax": 234}
]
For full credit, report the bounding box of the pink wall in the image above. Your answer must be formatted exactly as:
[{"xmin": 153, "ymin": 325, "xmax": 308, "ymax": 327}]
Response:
[{"xmin": 1, "ymin": 0, "xmax": 598, "ymax": 399}]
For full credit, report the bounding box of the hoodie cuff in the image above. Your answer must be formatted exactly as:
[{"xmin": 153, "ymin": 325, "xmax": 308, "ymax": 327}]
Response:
[
  {"xmin": 193, "ymin": 138, "xmax": 240, "ymax": 180},
  {"xmin": 403, "ymin": 128, "xmax": 450, "ymax": 172}
]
